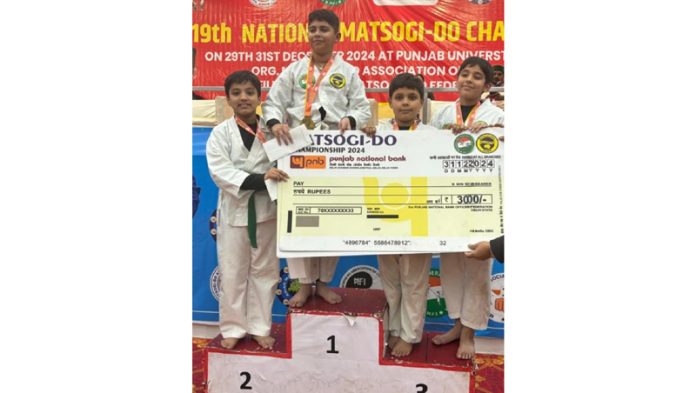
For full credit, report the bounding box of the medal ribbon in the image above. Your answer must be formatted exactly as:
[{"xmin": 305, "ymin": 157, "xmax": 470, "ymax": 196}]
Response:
[
  {"xmin": 455, "ymin": 99, "xmax": 481, "ymax": 128},
  {"xmin": 235, "ymin": 116, "xmax": 266, "ymax": 143},
  {"xmin": 303, "ymin": 55, "xmax": 335, "ymax": 120},
  {"xmin": 391, "ymin": 118, "xmax": 420, "ymax": 131}
]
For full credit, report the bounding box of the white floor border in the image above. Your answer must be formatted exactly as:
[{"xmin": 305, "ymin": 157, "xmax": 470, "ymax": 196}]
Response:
[{"xmin": 193, "ymin": 322, "xmax": 503, "ymax": 355}]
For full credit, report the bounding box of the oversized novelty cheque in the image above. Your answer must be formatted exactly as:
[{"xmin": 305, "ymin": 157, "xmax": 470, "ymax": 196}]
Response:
[{"xmin": 276, "ymin": 130, "xmax": 504, "ymax": 258}]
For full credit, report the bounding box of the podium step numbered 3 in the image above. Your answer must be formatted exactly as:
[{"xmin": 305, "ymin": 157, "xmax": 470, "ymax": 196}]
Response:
[{"xmin": 204, "ymin": 288, "xmax": 474, "ymax": 393}]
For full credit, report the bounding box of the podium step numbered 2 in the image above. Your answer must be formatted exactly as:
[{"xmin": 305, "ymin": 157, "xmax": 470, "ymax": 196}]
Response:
[{"xmin": 204, "ymin": 288, "xmax": 474, "ymax": 393}]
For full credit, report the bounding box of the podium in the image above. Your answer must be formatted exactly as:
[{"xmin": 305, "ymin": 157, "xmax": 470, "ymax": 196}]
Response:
[{"xmin": 204, "ymin": 288, "xmax": 474, "ymax": 392}]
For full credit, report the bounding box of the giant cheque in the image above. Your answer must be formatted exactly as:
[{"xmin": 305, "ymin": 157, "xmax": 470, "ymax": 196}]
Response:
[{"xmin": 276, "ymin": 129, "xmax": 504, "ymax": 257}]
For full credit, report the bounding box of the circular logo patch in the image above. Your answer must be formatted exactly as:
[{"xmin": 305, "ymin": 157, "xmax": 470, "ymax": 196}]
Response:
[
  {"xmin": 298, "ymin": 74, "xmax": 315, "ymax": 89},
  {"xmin": 210, "ymin": 267, "xmax": 221, "ymax": 301},
  {"xmin": 329, "ymin": 73, "xmax": 346, "ymax": 89},
  {"xmin": 426, "ymin": 267, "xmax": 448, "ymax": 317},
  {"xmin": 340, "ymin": 265, "xmax": 382, "ymax": 289},
  {"xmin": 476, "ymin": 133, "xmax": 499, "ymax": 154},
  {"xmin": 453, "ymin": 133, "xmax": 475, "ymax": 154},
  {"xmin": 488, "ymin": 273, "xmax": 504, "ymax": 323}
]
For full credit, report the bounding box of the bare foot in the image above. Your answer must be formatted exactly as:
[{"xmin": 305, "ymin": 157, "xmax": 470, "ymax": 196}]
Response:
[
  {"xmin": 387, "ymin": 335, "xmax": 400, "ymax": 349},
  {"xmin": 220, "ymin": 337, "xmax": 240, "ymax": 349},
  {"xmin": 390, "ymin": 338, "xmax": 413, "ymax": 357},
  {"xmin": 252, "ymin": 335, "xmax": 276, "ymax": 350},
  {"xmin": 456, "ymin": 326, "xmax": 476, "ymax": 359},
  {"xmin": 316, "ymin": 282, "xmax": 342, "ymax": 304},
  {"xmin": 288, "ymin": 283, "xmax": 312, "ymax": 307},
  {"xmin": 432, "ymin": 320, "xmax": 462, "ymax": 345}
]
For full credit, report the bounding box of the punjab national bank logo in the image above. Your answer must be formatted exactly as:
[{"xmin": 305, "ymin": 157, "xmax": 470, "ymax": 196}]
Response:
[{"xmin": 290, "ymin": 155, "xmax": 326, "ymax": 169}]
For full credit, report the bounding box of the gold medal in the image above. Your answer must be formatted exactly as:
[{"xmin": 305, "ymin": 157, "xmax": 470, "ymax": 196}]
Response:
[{"xmin": 301, "ymin": 116, "xmax": 315, "ymax": 129}]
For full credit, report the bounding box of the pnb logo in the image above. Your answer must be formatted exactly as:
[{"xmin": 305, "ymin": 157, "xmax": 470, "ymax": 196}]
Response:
[
  {"xmin": 363, "ymin": 177, "xmax": 428, "ymax": 236},
  {"xmin": 453, "ymin": 133, "xmax": 475, "ymax": 154},
  {"xmin": 290, "ymin": 155, "xmax": 326, "ymax": 169}
]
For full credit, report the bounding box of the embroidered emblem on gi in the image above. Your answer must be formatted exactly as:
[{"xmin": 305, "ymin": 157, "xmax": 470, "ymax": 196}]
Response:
[
  {"xmin": 298, "ymin": 74, "xmax": 315, "ymax": 89},
  {"xmin": 453, "ymin": 133, "xmax": 475, "ymax": 154},
  {"xmin": 329, "ymin": 73, "xmax": 346, "ymax": 89},
  {"xmin": 210, "ymin": 266, "xmax": 222, "ymax": 301},
  {"xmin": 476, "ymin": 133, "xmax": 499, "ymax": 154},
  {"xmin": 472, "ymin": 120, "xmax": 488, "ymax": 128}
]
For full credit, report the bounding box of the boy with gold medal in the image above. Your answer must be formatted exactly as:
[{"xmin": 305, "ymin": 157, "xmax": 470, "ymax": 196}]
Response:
[{"xmin": 262, "ymin": 9, "xmax": 372, "ymax": 306}]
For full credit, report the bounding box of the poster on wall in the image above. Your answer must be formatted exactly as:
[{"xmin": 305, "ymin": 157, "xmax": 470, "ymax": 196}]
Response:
[{"xmin": 192, "ymin": 0, "xmax": 504, "ymax": 101}]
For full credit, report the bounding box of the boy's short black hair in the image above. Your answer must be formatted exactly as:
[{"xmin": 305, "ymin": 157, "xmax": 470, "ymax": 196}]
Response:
[
  {"xmin": 308, "ymin": 9, "xmax": 340, "ymax": 32},
  {"xmin": 389, "ymin": 73, "xmax": 424, "ymax": 100},
  {"xmin": 224, "ymin": 70, "xmax": 261, "ymax": 98},
  {"xmin": 457, "ymin": 57, "xmax": 494, "ymax": 84}
]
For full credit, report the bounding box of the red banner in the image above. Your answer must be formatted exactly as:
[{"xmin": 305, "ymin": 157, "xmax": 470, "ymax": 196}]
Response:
[{"xmin": 192, "ymin": 0, "xmax": 504, "ymax": 101}]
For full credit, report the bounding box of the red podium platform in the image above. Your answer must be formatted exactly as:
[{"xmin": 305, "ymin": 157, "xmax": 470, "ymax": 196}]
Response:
[{"xmin": 204, "ymin": 288, "xmax": 473, "ymax": 392}]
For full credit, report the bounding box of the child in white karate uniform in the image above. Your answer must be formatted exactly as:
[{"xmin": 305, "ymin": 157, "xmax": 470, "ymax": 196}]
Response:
[
  {"xmin": 429, "ymin": 57, "xmax": 504, "ymax": 360},
  {"xmin": 364, "ymin": 73, "xmax": 435, "ymax": 357},
  {"xmin": 262, "ymin": 9, "xmax": 371, "ymax": 307},
  {"xmin": 207, "ymin": 71, "xmax": 289, "ymax": 349}
]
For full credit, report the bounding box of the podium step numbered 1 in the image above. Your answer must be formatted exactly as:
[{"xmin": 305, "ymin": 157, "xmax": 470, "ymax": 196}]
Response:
[{"xmin": 204, "ymin": 288, "xmax": 474, "ymax": 393}]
